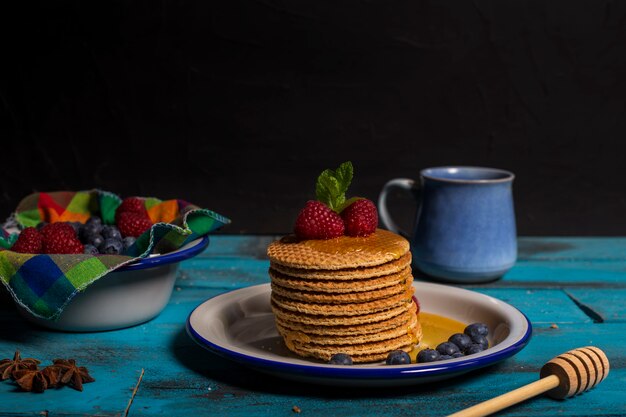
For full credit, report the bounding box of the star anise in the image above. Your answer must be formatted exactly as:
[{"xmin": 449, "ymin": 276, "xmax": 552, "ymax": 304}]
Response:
[
  {"xmin": 41, "ymin": 366, "xmax": 62, "ymax": 387},
  {"xmin": 12, "ymin": 366, "xmax": 60, "ymax": 393},
  {"xmin": 51, "ymin": 359, "xmax": 95, "ymax": 391},
  {"xmin": 0, "ymin": 351, "xmax": 40, "ymax": 380}
]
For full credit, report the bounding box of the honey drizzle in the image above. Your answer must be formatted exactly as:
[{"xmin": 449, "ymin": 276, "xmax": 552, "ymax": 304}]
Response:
[
  {"xmin": 302, "ymin": 230, "xmax": 406, "ymax": 258},
  {"xmin": 409, "ymin": 312, "xmax": 467, "ymax": 362}
]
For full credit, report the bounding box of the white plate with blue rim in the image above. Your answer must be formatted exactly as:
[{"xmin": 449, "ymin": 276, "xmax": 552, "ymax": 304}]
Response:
[{"xmin": 186, "ymin": 282, "xmax": 532, "ymax": 387}]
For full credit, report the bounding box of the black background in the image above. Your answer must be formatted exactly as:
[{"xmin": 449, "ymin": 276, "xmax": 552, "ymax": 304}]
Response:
[{"xmin": 1, "ymin": 1, "xmax": 626, "ymax": 235}]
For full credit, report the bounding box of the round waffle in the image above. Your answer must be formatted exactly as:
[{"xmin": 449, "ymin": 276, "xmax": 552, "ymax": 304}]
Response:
[
  {"xmin": 270, "ymin": 275, "xmax": 413, "ymax": 304},
  {"xmin": 274, "ymin": 302, "xmax": 418, "ymax": 336},
  {"xmin": 281, "ymin": 324, "xmax": 422, "ymax": 363},
  {"xmin": 271, "ymin": 287, "xmax": 414, "ymax": 316},
  {"xmin": 268, "ymin": 266, "xmax": 412, "ymax": 293},
  {"xmin": 267, "ymin": 229, "xmax": 410, "ymax": 270},
  {"xmin": 277, "ymin": 316, "xmax": 420, "ymax": 347},
  {"xmin": 276, "ymin": 306, "xmax": 417, "ymax": 339},
  {"xmin": 271, "ymin": 300, "xmax": 417, "ymax": 327},
  {"xmin": 269, "ymin": 252, "xmax": 412, "ymax": 280}
]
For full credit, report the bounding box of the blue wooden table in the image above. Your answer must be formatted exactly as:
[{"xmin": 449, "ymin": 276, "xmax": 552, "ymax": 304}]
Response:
[{"xmin": 1, "ymin": 235, "xmax": 624, "ymax": 416}]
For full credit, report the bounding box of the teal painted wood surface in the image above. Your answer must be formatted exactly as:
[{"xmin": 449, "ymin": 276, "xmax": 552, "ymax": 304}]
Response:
[{"xmin": 0, "ymin": 236, "xmax": 625, "ymax": 416}]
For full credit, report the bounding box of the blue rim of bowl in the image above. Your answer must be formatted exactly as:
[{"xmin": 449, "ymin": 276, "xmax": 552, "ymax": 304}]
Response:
[
  {"xmin": 119, "ymin": 236, "xmax": 210, "ymax": 271},
  {"xmin": 185, "ymin": 292, "xmax": 533, "ymax": 381}
]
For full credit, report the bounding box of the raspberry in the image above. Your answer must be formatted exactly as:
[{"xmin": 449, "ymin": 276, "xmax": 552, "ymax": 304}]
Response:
[
  {"xmin": 11, "ymin": 227, "xmax": 43, "ymax": 254},
  {"xmin": 294, "ymin": 200, "xmax": 345, "ymax": 240},
  {"xmin": 116, "ymin": 212, "xmax": 153, "ymax": 238},
  {"xmin": 37, "ymin": 222, "xmax": 84, "ymax": 254},
  {"xmin": 115, "ymin": 197, "xmax": 148, "ymax": 222},
  {"xmin": 117, "ymin": 197, "xmax": 146, "ymax": 214},
  {"xmin": 39, "ymin": 222, "xmax": 76, "ymax": 239},
  {"xmin": 412, "ymin": 295, "xmax": 420, "ymax": 315},
  {"xmin": 340, "ymin": 199, "xmax": 378, "ymax": 237},
  {"xmin": 42, "ymin": 230, "xmax": 84, "ymax": 254}
]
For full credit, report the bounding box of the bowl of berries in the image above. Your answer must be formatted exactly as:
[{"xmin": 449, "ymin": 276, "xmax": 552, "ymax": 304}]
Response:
[
  {"xmin": 1, "ymin": 191, "xmax": 229, "ymax": 332},
  {"xmin": 15, "ymin": 235, "xmax": 209, "ymax": 332}
]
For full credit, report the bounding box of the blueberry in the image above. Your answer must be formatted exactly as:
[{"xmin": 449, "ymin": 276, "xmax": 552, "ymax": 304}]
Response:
[
  {"xmin": 449, "ymin": 333, "xmax": 473, "ymax": 352},
  {"xmin": 81, "ymin": 222, "xmax": 102, "ymax": 237},
  {"xmin": 86, "ymin": 216, "xmax": 102, "ymax": 227},
  {"xmin": 417, "ymin": 348, "xmax": 441, "ymax": 363},
  {"xmin": 100, "ymin": 238, "xmax": 123, "ymax": 255},
  {"xmin": 329, "ymin": 353, "xmax": 353, "ymax": 365},
  {"xmin": 83, "ymin": 244, "xmax": 99, "ymax": 255},
  {"xmin": 122, "ymin": 236, "xmax": 136, "ymax": 250},
  {"xmin": 451, "ymin": 352, "xmax": 465, "ymax": 358},
  {"xmin": 464, "ymin": 323, "xmax": 489, "ymax": 340},
  {"xmin": 85, "ymin": 233, "xmax": 104, "ymax": 249},
  {"xmin": 386, "ymin": 350, "xmax": 411, "ymax": 365},
  {"xmin": 436, "ymin": 342, "xmax": 460, "ymax": 356},
  {"xmin": 36, "ymin": 222, "xmax": 48, "ymax": 230},
  {"xmin": 471, "ymin": 334, "xmax": 489, "ymax": 350},
  {"xmin": 439, "ymin": 354, "xmax": 453, "ymax": 361},
  {"xmin": 102, "ymin": 225, "xmax": 122, "ymax": 240},
  {"xmin": 466, "ymin": 344, "xmax": 485, "ymax": 355}
]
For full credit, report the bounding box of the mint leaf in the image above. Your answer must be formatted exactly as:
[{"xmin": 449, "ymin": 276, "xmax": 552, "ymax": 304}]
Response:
[
  {"xmin": 314, "ymin": 170, "xmax": 332, "ymax": 204},
  {"xmin": 316, "ymin": 171, "xmax": 341, "ymax": 210},
  {"xmin": 315, "ymin": 161, "xmax": 354, "ymax": 212},
  {"xmin": 335, "ymin": 161, "xmax": 353, "ymax": 195}
]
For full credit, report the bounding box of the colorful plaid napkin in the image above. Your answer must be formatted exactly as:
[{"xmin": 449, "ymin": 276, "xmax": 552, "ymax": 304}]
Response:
[{"xmin": 0, "ymin": 189, "xmax": 230, "ymax": 320}]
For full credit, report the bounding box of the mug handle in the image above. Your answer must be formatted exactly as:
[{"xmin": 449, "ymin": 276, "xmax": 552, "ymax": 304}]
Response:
[{"xmin": 378, "ymin": 178, "xmax": 418, "ymax": 239}]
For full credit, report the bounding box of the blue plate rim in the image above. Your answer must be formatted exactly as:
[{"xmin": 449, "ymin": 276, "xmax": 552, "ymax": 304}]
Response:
[
  {"xmin": 118, "ymin": 236, "xmax": 209, "ymax": 271},
  {"xmin": 186, "ymin": 283, "xmax": 533, "ymax": 381}
]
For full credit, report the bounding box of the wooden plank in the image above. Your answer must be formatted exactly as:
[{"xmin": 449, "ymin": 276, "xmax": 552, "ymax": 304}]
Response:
[
  {"xmin": 177, "ymin": 259, "xmax": 271, "ymax": 289},
  {"xmin": 449, "ymin": 262, "xmax": 626, "ymax": 287},
  {"xmin": 203, "ymin": 235, "xmax": 626, "ymax": 262},
  {"xmin": 195, "ymin": 236, "xmax": 626, "ymax": 288},
  {"xmin": 0, "ymin": 309, "xmax": 141, "ymax": 416},
  {"xmin": 0, "ymin": 236, "xmax": 623, "ymax": 416},
  {"xmin": 180, "ymin": 258, "xmax": 626, "ymax": 291},
  {"xmin": 182, "ymin": 258, "xmax": 626, "ymax": 289},
  {"xmin": 184, "ymin": 258, "xmax": 626, "ymax": 289},
  {"xmin": 130, "ymin": 279, "xmax": 621, "ymax": 416},
  {"xmin": 200, "ymin": 235, "xmax": 279, "ymax": 259},
  {"xmin": 465, "ymin": 288, "xmax": 592, "ymax": 325},
  {"xmin": 564, "ymin": 289, "xmax": 626, "ymax": 323},
  {"xmin": 518, "ymin": 237, "xmax": 626, "ymax": 261},
  {"xmin": 126, "ymin": 322, "xmax": 625, "ymax": 416}
]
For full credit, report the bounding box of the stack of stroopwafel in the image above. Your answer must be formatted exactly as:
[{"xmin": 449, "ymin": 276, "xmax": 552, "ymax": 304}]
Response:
[{"xmin": 267, "ymin": 228, "xmax": 421, "ymax": 363}]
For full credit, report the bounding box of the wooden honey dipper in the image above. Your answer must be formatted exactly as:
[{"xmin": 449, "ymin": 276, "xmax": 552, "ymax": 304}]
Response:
[{"xmin": 447, "ymin": 346, "xmax": 610, "ymax": 417}]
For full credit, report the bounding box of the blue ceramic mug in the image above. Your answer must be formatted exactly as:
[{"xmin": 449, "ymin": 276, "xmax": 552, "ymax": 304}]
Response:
[{"xmin": 378, "ymin": 166, "xmax": 517, "ymax": 283}]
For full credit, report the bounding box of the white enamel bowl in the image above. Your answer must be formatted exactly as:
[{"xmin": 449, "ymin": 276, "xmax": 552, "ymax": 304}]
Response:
[{"xmin": 18, "ymin": 236, "xmax": 209, "ymax": 332}]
